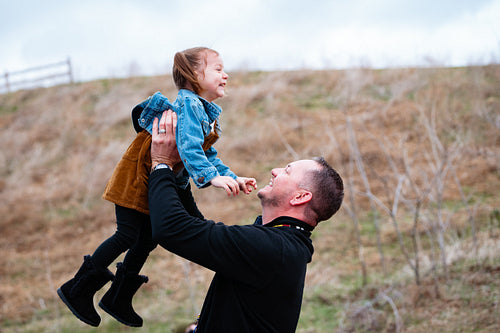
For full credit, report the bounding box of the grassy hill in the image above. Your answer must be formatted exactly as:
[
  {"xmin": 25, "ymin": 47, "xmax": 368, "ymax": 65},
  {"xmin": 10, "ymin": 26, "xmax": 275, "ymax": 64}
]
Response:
[{"xmin": 1, "ymin": 66, "xmax": 499, "ymax": 332}]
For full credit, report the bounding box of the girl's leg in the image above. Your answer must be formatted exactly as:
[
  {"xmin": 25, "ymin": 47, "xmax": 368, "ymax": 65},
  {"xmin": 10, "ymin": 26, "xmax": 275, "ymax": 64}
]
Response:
[
  {"xmin": 98, "ymin": 207, "xmax": 156, "ymax": 327},
  {"xmin": 57, "ymin": 204, "xmax": 138, "ymax": 326},
  {"xmin": 122, "ymin": 210, "xmax": 157, "ymax": 273},
  {"xmin": 91, "ymin": 205, "xmax": 143, "ymax": 269}
]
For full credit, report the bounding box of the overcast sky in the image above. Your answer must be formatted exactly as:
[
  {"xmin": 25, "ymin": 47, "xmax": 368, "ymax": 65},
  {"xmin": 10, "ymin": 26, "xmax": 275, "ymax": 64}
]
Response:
[{"xmin": 1, "ymin": 0, "xmax": 499, "ymax": 82}]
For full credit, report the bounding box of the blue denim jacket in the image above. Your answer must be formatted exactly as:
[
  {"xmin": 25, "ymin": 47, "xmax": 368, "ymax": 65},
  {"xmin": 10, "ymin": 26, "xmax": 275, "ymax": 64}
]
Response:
[{"xmin": 135, "ymin": 89, "xmax": 236, "ymax": 188}]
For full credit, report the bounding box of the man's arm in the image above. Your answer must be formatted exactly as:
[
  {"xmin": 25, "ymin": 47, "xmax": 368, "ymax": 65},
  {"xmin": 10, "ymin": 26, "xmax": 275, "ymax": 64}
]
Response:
[
  {"xmin": 176, "ymin": 184, "xmax": 204, "ymax": 219},
  {"xmin": 149, "ymin": 169, "xmax": 280, "ymax": 286},
  {"xmin": 149, "ymin": 111, "xmax": 280, "ymax": 285}
]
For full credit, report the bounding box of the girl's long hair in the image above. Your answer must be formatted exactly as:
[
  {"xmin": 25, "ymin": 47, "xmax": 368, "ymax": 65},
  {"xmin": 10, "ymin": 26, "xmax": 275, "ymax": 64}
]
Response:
[{"xmin": 173, "ymin": 47, "xmax": 218, "ymax": 94}]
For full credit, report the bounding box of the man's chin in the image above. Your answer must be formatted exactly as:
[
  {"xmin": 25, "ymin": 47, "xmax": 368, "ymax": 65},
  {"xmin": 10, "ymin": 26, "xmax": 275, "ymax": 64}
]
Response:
[
  {"xmin": 257, "ymin": 189, "xmax": 279, "ymax": 205},
  {"xmin": 257, "ymin": 183, "xmax": 272, "ymax": 195},
  {"xmin": 257, "ymin": 187, "xmax": 271, "ymax": 201}
]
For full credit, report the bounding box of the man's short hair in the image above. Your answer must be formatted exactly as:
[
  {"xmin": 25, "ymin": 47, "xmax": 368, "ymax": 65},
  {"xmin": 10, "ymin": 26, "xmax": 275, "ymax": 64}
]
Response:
[{"xmin": 306, "ymin": 157, "xmax": 344, "ymax": 223}]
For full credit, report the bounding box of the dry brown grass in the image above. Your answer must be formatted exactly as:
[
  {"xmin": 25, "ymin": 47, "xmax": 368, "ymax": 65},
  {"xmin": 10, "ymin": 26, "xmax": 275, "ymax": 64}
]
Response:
[{"xmin": 1, "ymin": 66, "xmax": 499, "ymax": 331}]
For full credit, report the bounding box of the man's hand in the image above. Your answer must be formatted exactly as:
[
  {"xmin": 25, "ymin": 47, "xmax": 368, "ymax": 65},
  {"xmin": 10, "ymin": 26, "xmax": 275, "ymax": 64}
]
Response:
[
  {"xmin": 151, "ymin": 110, "xmax": 182, "ymax": 170},
  {"xmin": 236, "ymin": 177, "xmax": 258, "ymax": 194},
  {"xmin": 210, "ymin": 176, "xmax": 240, "ymax": 196}
]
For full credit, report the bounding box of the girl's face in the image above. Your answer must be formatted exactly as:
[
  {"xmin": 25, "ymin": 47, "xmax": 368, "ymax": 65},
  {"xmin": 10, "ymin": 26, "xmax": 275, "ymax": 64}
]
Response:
[{"xmin": 197, "ymin": 52, "xmax": 228, "ymax": 102}]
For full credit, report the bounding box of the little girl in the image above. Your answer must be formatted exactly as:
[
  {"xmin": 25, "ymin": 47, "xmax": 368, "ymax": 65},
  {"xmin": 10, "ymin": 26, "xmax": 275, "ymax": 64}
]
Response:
[{"xmin": 57, "ymin": 47, "xmax": 257, "ymax": 327}]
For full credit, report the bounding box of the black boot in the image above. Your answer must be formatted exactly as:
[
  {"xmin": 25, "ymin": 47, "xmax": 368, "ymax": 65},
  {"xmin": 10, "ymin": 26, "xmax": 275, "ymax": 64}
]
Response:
[
  {"xmin": 57, "ymin": 255, "xmax": 114, "ymax": 327},
  {"xmin": 99, "ymin": 262, "xmax": 149, "ymax": 327}
]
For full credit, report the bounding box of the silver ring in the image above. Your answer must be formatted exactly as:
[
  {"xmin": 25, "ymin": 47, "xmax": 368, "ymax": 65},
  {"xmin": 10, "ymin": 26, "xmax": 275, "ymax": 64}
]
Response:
[{"xmin": 159, "ymin": 129, "xmax": 166, "ymax": 134}]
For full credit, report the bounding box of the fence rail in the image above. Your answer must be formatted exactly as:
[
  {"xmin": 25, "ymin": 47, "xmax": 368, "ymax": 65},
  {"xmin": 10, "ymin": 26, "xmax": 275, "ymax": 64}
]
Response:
[{"xmin": 1, "ymin": 58, "xmax": 73, "ymax": 93}]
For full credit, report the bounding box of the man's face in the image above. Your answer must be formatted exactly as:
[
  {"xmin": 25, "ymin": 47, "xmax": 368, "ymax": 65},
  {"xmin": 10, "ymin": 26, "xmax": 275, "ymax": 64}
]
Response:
[{"xmin": 257, "ymin": 160, "xmax": 318, "ymax": 207}]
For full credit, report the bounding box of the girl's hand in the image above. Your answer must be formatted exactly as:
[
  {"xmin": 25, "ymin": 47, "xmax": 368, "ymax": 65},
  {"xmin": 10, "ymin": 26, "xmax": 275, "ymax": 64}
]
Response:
[
  {"xmin": 236, "ymin": 177, "xmax": 258, "ymax": 194},
  {"xmin": 210, "ymin": 176, "xmax": 240, "ymax": 196}
]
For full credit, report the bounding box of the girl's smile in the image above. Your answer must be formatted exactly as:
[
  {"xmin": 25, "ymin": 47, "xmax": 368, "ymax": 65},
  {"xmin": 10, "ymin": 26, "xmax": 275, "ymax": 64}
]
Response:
[{"xmin": 197, "ymin": 52, "xmax": 228, "ymax": 102}]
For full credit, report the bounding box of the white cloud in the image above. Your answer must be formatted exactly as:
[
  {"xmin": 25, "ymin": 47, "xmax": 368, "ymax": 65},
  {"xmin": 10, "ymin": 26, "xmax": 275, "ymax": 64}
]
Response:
[{"xmin": 0, "ymin": 0, "xmax": 498, "ymax": 81}]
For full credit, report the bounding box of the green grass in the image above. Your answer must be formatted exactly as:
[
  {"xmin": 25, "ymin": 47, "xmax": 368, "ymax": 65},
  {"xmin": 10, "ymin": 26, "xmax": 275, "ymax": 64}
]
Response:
[
  {"xmin": 296, "ymin": 93, "xmax": 338, "ymax": 110},
  {"xmin": 298, "ymin": 286, "xmax": 345, "ymax": 332},
  {"xmin": 0, "ymin": 104, "xmax": 18, "ymax": 115},
  {"xmin": 364, "ymin": 84, "xmax": 393, "ymax": 101}
]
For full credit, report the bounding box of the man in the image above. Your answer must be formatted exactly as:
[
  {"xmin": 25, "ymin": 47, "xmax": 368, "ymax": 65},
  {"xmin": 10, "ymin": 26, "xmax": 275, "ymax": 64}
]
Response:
[{"xmin": 149, "ymin": 111, "xmax": 344, "ymax": 332}]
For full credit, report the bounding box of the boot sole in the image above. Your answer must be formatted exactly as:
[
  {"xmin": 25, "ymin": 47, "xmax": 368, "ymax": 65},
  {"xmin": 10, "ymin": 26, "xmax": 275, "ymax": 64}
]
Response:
[
  {"xmin": 99, "ymin": 300, "xmax": 143, "ymax": 327},
  {"xmin": 57, "ymin": 288, "xmax": 100, "ymax": 327}
]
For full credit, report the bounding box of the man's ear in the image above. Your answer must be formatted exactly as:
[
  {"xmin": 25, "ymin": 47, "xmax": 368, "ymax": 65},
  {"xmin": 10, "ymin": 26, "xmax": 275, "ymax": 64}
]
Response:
[{"xmin": 290, "ymin": 190, "xmax": 312, "ymax": 206}]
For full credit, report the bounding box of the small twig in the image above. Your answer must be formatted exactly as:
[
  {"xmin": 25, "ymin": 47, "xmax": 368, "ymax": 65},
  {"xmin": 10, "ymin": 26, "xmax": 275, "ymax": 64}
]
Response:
[
  {"xmin": 379, "ymin": 291, "xmax": 403, "ymax": 333},
  {"xmin": 272, "ymin": 122, "xmax": 299, "ymax": 160}
]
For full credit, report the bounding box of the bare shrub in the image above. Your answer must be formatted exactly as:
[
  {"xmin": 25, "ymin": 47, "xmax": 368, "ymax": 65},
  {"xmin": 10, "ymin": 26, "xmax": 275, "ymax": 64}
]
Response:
[{"xmin": 1, "ymin": 66, "xmax": 499, "ymax": 330}]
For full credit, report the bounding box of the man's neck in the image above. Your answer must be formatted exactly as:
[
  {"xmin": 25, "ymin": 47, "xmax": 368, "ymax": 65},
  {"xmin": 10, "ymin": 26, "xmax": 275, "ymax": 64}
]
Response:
[
  {"xmin": 261, "ymin": 205, "xmax": 285, "ymax": 224},
  {"xmin": 261, "ymin": 208, "xmax": 311, "ymax": 226},
  {"xmin": 261, "ymin": 212, "xmax": 277, "ymax": 225}
]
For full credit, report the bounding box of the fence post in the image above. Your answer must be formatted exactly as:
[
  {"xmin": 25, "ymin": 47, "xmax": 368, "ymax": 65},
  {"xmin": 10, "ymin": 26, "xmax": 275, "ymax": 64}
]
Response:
[
  {"xmin": 4, "ymin": 72, "xmax": 10, "ymax": 93},
  {"xmin": 1, "ymin": 59, "xmax": 74, "ymax": 93},
  {"xmin": 67, "ymin": 57, "xmax": 74, "ymax": 83}
]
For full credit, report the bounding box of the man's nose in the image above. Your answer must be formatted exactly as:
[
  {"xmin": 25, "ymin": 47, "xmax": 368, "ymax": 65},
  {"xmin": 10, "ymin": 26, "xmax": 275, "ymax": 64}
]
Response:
[{"xmin": 271, "ymin": 168, "xmax": 283, "ymax": 177}]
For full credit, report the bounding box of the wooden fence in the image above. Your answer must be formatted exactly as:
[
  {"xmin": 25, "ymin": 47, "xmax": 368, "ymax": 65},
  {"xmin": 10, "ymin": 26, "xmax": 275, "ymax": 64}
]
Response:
[{"xmin": 1, "ymin": 58, "xmax": 73, "ymax": 93}]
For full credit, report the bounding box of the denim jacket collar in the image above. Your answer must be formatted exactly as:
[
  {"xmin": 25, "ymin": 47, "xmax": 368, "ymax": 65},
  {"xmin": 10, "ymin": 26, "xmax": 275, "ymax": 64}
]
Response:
[
  {"xmin": 178, "ymin": 89, "xmax": 222, "ymax": 123},
  {"xmin": 131, "ymin": 89, "xmax": 235, "ymax": 189}
]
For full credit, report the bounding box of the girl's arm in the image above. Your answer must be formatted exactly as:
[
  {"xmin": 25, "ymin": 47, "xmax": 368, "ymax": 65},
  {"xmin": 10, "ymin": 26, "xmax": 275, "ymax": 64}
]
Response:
[
  {"xmin": 176, "ymin": 98, "xmax": 221, "ymax": 188},
  {"xmin": 205, "ymin": 144, "xmax": 257, "ymax": 195},
  {"xmin": 204, "ymin": 146, "xmax": 237, "ymax": 179},
  {"xmin": 177, "ymin": 96, "xmax": 257, "ymax": 194}
]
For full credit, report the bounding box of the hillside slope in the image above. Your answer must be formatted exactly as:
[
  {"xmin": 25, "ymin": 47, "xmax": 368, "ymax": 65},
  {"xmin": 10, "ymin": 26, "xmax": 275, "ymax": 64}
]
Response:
[{"xmin": 1, "ymin": 66, "xmax": 499, "ymax": 332}]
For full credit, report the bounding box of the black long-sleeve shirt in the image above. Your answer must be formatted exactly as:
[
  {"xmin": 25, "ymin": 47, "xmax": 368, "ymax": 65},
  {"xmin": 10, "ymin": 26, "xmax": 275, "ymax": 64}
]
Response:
[{"xmin": 149, "ymin": 169, "xmax": 315, "ymax": 332}]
